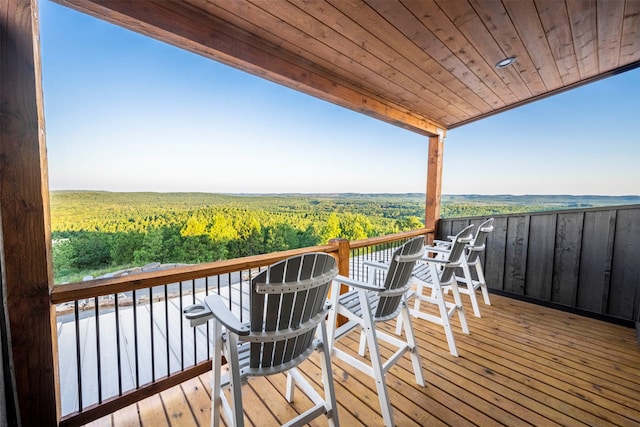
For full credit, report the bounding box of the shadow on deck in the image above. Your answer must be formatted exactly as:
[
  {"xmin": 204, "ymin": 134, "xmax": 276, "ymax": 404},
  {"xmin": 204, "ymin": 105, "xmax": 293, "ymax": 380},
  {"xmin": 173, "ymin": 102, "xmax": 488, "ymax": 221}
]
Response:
[{"xmin": 82, "ymin": 294, "xmax": 640, "ymax": 426}]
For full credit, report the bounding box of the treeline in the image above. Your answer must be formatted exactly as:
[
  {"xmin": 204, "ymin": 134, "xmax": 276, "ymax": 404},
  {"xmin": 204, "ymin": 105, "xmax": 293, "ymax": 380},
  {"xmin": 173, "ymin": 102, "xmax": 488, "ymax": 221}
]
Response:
[{"xmin": 51, "ymin": 192, "xmax": 424, "ymax": 283}]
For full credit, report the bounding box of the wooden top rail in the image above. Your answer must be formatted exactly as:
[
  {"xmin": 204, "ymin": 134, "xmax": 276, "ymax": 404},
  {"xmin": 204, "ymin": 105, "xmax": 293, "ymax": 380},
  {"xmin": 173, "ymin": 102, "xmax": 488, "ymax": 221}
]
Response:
[
  {"xmin": 348, "ymin": 228, "xmax": 432, "ymax": 249},
  {"xmin": 50, "ymin": 228, "xmax": 434, "ymax": 304},
  {"xmin": 51, "ymin": 244, "xmax": 337, "ymax": 304}
]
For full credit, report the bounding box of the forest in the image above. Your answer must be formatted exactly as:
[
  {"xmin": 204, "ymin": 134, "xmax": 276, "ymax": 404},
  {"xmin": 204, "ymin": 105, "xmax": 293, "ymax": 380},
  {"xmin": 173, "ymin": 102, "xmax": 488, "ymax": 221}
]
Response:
[{"xmin": 50, "ymin": 191, "xmax": 639, "ymax": 283}]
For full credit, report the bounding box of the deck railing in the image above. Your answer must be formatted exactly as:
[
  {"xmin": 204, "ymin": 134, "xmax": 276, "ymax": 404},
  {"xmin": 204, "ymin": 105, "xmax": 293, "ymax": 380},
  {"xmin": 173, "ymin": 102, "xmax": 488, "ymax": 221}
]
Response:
[
  {"xmin": 438, "ymin": 204, "xmax": 640, "ymax": 325},
  {"xmin": 51, "ymin": 228, "xmax": 431, "ymax": 426}
]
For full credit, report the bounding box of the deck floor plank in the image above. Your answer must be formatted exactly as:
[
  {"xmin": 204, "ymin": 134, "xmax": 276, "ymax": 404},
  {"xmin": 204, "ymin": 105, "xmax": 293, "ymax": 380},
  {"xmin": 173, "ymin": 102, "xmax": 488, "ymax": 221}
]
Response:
[
  {"xmin": 79, "ymin": 294, "xmax": 640, "ymax": 427},
  {"xmin": 160, "ymin": 382, "xmax": 198, "ymax": 426},
  {"xmin": 138, "ymin": 393, "xmax": 169, "ymax": 427},
  {"xmin": 181, "ymin": 376, "xmax": 212, "ymax": 427},
  {"xmin": 468, "ymin": 311, "xmax": 640, "ymax": 409}
]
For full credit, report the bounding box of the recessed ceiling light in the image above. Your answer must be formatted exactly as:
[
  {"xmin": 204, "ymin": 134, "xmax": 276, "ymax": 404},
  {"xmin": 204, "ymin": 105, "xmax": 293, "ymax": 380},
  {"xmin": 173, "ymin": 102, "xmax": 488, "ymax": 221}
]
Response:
[{"xmin": 495, "ymin": 56, "xmax": 516, "ymax": 69}]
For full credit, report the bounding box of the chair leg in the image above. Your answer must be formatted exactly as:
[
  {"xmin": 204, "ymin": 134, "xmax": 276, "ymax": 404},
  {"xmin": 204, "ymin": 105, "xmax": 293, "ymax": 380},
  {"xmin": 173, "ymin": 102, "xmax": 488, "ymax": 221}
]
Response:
[
  {"xmin": 318, "ymin": 322, "xmax": 340, "ymax": 427},
  {"xmin": 225, "ymin": 332, "xmax": 244, "ymax": 427},
  {"xmin": 358, "ymin": 290, "xmax": 394, "ymax": 427},
  {"xmin": 211, "ymin": 320, "xmax": 223, "ymax": 427},
  {"xmin": 358, "ymin": 325, "xmax": 368, "ymax": 356},
  {"xmin": 475, "ymin": 264, "xmax": 491, "ymax": 305},
  {"xmin": 327, "ymin": 281, "xmax": 340, "ymax": 353},
  {"xmin": 448, "ymin": 280, "xmax": 470, "ymax": 335},
  {"xmin": 434, "ymin": 286, "xmax": 459, "ymax": 357},
  {"xmin": 460, "ymin": 262, "xmax": 482, "ymax": 317},
  {"xmin": 286, "ymin": 370, "xmax": 295, "ymax": 402},
  {"xmin": 399, "ymin": 301, "xmax": 425, "ymax": 386}
]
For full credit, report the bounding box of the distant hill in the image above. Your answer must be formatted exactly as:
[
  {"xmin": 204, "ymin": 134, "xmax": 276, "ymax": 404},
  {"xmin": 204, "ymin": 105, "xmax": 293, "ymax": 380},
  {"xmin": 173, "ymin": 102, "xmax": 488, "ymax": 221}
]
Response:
[{"xmin": 442, "ymin": 194, "xmax": 640, "ymax": 205}]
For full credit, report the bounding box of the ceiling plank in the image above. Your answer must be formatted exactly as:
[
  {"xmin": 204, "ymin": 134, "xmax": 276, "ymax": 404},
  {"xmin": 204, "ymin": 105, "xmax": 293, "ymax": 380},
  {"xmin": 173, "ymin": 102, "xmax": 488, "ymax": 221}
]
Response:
[
  {"xmin": 432, "ymin": 0, "xmax": 532, "ymax": 103},
  {"xmin": 470, "ymin": 0, "xmax": 549, "ymax": 95},
  {"xmin": 329, "ymin": 0, "xmax": 493, "ymax": 117},
  {"xmin": 597, "ymin": 0, "xmax": 625, "ymax": 72},
  {"xmin": 365, "ymin": 0, "xmax": 504, "ymax": 110},
  {"xmin": 503, "ymin": 0, "xmax": 565, "ymax": 90},
  {"xmin": 536, "ymin": 0, "xmax": 580, "ymax": 86},
  {"xmin": 536, "ymin": 0, "xmax": 580, "ymax": 85},
  {"xmin": 620, "ymin": 0, "xmax": 640, "ymax": 64},
  {"xmin": 566, "ymin": 0, "xmax": 599, "ymax": 80}
]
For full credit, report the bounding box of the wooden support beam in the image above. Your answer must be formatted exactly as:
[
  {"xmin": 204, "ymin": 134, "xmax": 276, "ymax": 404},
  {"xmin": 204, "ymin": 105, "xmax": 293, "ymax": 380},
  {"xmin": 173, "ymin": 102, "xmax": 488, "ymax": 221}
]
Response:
[
  {"xmin": 425, "ymin": 133, "xmax": 445, "ymax": 244},
  {"xmin": 0, "ymin": 0, "xmax": 59, "ymax": 425}
]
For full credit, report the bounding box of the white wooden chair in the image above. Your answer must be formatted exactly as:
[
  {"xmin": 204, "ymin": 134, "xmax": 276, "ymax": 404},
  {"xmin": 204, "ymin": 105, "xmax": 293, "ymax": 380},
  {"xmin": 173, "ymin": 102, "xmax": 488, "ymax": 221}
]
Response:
[
  {"xmin": 327, "ymin": 236, "xmax": 425, "ymax": 427},
  {"xmin": 401, "ymin": 225, "xmax": 474, "ymax": 357},
  {"xmin": 434, "ymin": 218, "xmax": 495, "ymax": 317},
  {"xmin": 184, "ymin": 253, "xmax": 340, "ymax": 427}
]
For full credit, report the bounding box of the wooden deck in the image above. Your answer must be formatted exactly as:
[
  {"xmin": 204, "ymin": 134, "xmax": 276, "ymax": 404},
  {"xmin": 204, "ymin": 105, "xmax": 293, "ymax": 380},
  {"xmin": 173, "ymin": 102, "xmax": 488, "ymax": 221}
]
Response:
[{"xmin": 81, "ymin": 294, "xmax": 640, "ymax": 426}]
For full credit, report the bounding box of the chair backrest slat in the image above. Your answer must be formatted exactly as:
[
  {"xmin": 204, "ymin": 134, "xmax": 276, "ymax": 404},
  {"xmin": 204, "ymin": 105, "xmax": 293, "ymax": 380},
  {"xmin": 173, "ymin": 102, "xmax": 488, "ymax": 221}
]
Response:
[
  {"xmin": 249, "ymin": 253, "xmax": 337, "ymax": 370},
  {"xmin": 466, "ymin": 218, "xmax": 494, "ymax": 263},
  {"xmin": 441, "ymin": 225, "xmax": 474, "ymax": 283},
  {"xmin": 375, "ymin": 236, "xmax": 425, "ymax": 319}
]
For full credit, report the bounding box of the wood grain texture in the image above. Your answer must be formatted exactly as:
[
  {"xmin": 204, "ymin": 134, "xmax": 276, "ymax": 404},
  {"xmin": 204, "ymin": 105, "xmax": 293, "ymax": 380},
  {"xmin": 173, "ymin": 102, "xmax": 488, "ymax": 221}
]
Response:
[
  {"xmin": 552, "ymin": 211, "xmax": 583, "ymax": 305},
  {"xmin": 525, "ymin": 213, "xmax": 556, "ymax": 300},
  {"xmin": 425, "ymin": 135, "xmax": 444, "ymax": 243},
  {"xmin": 609, "ymin": 208, "xmax": 640, "ymax": 320},
  {"xmin": 82, "ymin": 294, "xmax": 640, "ymax": 426},
  {"xmin": 1, "ymin": 0, "xmax": 58, "ymax": 425}
]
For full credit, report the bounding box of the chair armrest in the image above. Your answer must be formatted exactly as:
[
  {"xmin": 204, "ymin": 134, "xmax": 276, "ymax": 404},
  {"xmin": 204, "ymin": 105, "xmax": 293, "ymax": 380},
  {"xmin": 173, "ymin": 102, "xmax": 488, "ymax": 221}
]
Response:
[
  {"xmin": 420, "ymin": 257, "xmax": 451, "ymax": 266},
  {"xmin": 363, "ymin": 259, "xmax": 389, "ymax": 272},
  {"xmin": 204, "ymin": 294, "xmax": 250, "ymax": 336},
  {"xmin": 422, "ymin": 245, "xmax": 451, "ymax": 254},
  {"xmin": 183, "ymin": 303, "xmax": 213, "ymax": 327},
  {"xmin": 334, "ymin": 274, "xmax": 384, "ymax": 292},
  {"xmin": 433, "ymin": 239, "xmax": 452, "ymax": 247}
]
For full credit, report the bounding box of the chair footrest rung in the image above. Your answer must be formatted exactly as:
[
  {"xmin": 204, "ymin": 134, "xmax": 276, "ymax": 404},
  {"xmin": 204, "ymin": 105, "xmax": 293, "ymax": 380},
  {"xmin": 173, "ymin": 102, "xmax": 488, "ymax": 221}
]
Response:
[
  {"xmin": 409, "ymin": 308, "xmax": 446, "ymax": 326},
  {"xmin": 281, "ymin": 404, "xmax": 326, "ymax": 427}
]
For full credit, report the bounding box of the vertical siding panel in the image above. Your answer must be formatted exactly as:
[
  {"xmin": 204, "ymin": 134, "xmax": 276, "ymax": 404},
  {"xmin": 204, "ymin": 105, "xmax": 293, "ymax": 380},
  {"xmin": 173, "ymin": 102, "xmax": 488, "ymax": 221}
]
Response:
[
  {"xmin": 525, "ymin": 214, "xmax": 556, "ymax": 299},
  {"xmin": 485, "ymin": 216, "xmax": 507, "ymax": 291},
  {"xmin": 504, "ymin": 216, "xmax": 528, "ymax": 294},
  {"xmin": 552, "ymin": 212, "xmax": 584, "ymax": 306},
  {"xmin": 451, "ymin": 219, "xmax": 470, "ymax": 236},
  {"xmin": 436, "ymin": 219, "xmax": 452, "ymax": 240},
  {"xmin": 434, "ymin": 206, "xmax": 639, "ymax": 322},
  {"xmin": 577, "ymin": 210, "xmax": 614, "ymax": 312},
  {"xmin": 608, "ymin": 207, "xmax": 640, "ymax": 320}
]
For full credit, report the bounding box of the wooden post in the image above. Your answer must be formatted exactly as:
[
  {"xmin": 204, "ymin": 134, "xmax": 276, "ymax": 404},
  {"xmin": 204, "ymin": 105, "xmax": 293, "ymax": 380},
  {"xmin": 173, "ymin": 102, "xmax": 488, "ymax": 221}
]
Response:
[
  {"xmin": 328, "ymin": 238, "xmax": 350, "ymax": 325},
  {"xmin": 329, "ymin": 238, "xmax": 350, "ymax": 277},
  {"xmin": 425, "ymin": 133, "xmax": 445, "ymax": 245},
  {"xmin": 0, "ymin": 0, "xmax": 59, "ymax": 425}
]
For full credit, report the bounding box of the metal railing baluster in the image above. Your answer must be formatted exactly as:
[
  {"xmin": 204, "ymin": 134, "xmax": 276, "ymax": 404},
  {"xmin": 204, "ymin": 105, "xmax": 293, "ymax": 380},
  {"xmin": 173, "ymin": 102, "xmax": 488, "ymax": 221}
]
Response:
[
  {"xmin": 115, "ymin": 293, "xmax": 122, "ymax": 395},
  {"xmin": 133, "ymin": 289, "xmax": 139, "ymax": 388},
  {"xmin": 74, "ymin": 300, "xmax": 82, "ymax": 412},
  {"xmin": 94, "ymin": 297, "xmax": 102, "ymax": 403},
  {"xmin": 149, "ymin": 287, "xmax": 155, "ymax": 381}
]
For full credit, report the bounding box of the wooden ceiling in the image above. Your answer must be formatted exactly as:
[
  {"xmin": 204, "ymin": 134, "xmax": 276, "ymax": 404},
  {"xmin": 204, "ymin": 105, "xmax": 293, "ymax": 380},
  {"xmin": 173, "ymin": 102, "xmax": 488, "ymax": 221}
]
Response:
[{"xmin": 54, "ymin": 0, "xmax": 640, "ymax": 136}]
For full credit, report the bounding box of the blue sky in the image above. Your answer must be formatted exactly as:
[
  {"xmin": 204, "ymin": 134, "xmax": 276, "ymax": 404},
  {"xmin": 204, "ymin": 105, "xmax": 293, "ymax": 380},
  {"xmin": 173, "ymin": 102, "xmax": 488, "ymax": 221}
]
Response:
[{"xmin": 39, "ymin": 1, "xmax": 639, "ymax": 195}]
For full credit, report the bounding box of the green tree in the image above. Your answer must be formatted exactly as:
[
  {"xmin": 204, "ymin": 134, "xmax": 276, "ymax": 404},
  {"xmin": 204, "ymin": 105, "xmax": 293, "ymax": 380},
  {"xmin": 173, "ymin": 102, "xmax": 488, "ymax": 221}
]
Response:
[
  {"xmin": 181, "ymin": 214, "xmax": 208, "ymax": 236},
  {"xmin": 396, "ymin": 216, "xmax": 424, "ymax": 231},
  {"xmin": 320, "ymin": 213, "xmax": 341, "ymax": 243},
  {"xmin": 133, "ymin": 228, "xmax": 164, "ymax": 264},
  {"xmin": 70, "ymin": 233, "xmax": 111, "ymax": 269},
  {"xmin": 111, "ymin": 232, "xmax": 144, "ymax": 265}
]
